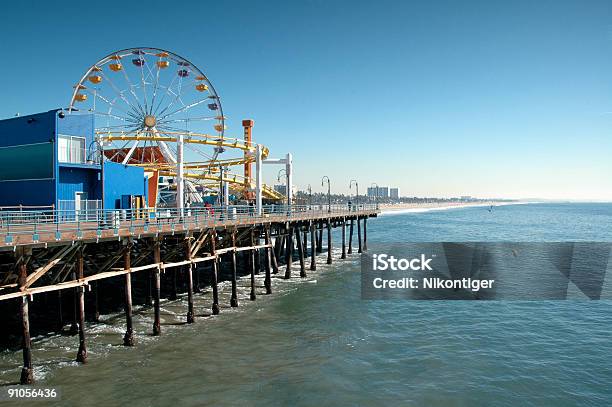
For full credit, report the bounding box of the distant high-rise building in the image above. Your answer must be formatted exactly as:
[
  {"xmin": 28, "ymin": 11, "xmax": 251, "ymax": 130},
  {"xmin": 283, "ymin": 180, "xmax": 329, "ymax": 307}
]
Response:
[
  {"xmin": 367, "ymin": 186, "xmax": 391, "ymax": 198},
  {"xmin": 390, "ymin": 188, "xmax": 400, "ymax": 199}
]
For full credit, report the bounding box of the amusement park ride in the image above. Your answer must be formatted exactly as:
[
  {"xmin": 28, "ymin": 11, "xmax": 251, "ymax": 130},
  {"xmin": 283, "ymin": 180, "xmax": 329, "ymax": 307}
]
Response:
[{"xmin": 67, "ymin": 47, "xmax": 289, "ymax": 214}]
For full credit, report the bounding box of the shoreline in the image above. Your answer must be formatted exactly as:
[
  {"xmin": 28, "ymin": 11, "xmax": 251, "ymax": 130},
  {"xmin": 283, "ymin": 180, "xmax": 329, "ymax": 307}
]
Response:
[{"xmin": 379, "ymin": 201, "xmax": 529, "ymax": 215}]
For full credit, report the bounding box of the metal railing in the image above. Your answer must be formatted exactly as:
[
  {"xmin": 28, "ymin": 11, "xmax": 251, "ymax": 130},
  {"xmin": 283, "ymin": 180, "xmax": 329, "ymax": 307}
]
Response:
[{"xmin": 0, "ymin": 204, "xmax": 378, "ymax": 243}]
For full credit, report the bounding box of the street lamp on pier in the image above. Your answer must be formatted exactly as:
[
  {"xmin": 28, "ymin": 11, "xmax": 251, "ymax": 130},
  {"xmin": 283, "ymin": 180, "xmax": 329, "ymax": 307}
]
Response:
[
  {"xmin": 321, "ymin": 176, "xmax": 331, "ymax": 213},
  {"xmin": 371, "ymin": 182, "xmax": 379, "ymax": 210}
]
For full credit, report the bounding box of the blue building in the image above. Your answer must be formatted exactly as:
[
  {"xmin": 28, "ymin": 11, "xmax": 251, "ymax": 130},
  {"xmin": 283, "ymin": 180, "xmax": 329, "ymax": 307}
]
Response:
[{"xmin": 0, "ymin": 109, "xmax": 148, "ymax": 211}]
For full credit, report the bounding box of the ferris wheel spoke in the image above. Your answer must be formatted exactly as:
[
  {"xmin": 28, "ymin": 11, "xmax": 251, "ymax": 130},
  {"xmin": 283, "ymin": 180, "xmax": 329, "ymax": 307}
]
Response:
[
  {"xmin": 151, "ymin": 74, "xmax": 179, "ymax": 117},
  {"xmin": 97, "ymin": 70, "xmax": 146, "ymax": 117},
  {"xmin": 149, "ymin": 58, "xmax": 163, "ymax": 115},
  {"xmin": 155, "ymin": 76, "xmax": 186, "ymax": 118},
  {"xmin": 158, "ymin": 115, "xmax": 217, "ymax": 125},
  {"xmin": 138, "ymin": 64, "xmax": 149, "ymax": 116},
  {"xmin": 85, "ymin": 89, "xmax": 140, "ymax": 122},
  {"xmin": 158, "ymin": 98, "xmax": 212, "ymax": 122},
  {"xmin": 119, "ymin": 65, "xmax": 147, "ymax": 117}
]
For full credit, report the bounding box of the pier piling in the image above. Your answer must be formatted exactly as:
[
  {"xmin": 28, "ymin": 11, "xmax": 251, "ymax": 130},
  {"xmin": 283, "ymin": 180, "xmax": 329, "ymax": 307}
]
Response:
[
  {"xmin": 363, "ymin": 218, "xmax": 367, "ymax": 252},
  {"xmin": 185, "ymin": 235, "xmax": 195, "ymax": 323},
  {"xmin": 76, "ymin": 245, "xmax": 87, "ymax": 363},
  {"xmin": 296, "ymin": 226, "xmax": 306, "ymax": 277},
  {"xmin": 230, "ymin": 230, "xmax": 239, "ymax": 307},
  {"xmin": 357, "ymin": 217, "xmax": 362, "ymax": 254},
  {"xmin": 264, "ymin": 227, "xmax": 273, "ymax": 294},
  {"xmin": 249, "ymin": 230, "xmax": 257, "ymax": 300},
  {"xmin": 152, "ymin": 238, "xmax": 162, "ymax": 336},
  {"xmin": 310, "ymin": 221, "xmax": 317, "ymax": 271},
  {"xmin": 327, "ymin": 220, "xmax": 333, "ymax": 264},
  {"xmin": 341, "ymin": 218, "xmax": 346, "ymax": 259},
  {"xmin": 211, "ymin": 231, "xmax": 220, "ymax": 315},
  {"xmin": 348, "ymin": 219, "xmax": 354, "ymax": 254},
  {"xmin": 123, "ymin": 242, "xmax": 134, "ymax": 346},
  {"xmin": 18, "ymin": 250, "xmax": 34, "ymax": 384},
  {"xmin": 284, "ymin": 225, "xmax": 293, "ymax": 279}
]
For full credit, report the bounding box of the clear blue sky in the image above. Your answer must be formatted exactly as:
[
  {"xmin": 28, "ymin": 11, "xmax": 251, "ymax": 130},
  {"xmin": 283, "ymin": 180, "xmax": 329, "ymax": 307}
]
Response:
[{"xmin": 1, "ymin": 0, "xmax": 612, "ymax": 200}]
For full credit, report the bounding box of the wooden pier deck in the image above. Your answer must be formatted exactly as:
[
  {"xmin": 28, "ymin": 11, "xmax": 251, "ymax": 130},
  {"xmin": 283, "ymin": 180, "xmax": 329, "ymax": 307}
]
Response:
[{"xmin": 0, "ymin": 204, "xmax": 378, "ymax": 384}]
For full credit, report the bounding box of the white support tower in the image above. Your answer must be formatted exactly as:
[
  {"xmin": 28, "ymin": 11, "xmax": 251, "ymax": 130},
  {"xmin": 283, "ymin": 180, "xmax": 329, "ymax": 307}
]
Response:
[
  {"xmin": 255, "ymin": 145, "xmax": 263, "ymax": 215},
  {"xmin": 262, "ymin": 152, "xmax": 293, "ymax": 208},
  {"xmin": 176, "ymin": 132, "xmax": 185, "ymax": 215}
]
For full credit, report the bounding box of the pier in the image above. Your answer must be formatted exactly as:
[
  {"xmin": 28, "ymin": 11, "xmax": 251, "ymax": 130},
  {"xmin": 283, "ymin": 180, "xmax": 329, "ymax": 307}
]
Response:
[{"xmin": 0, "ymin": 204, "xmax": 377, "ymax": 384}]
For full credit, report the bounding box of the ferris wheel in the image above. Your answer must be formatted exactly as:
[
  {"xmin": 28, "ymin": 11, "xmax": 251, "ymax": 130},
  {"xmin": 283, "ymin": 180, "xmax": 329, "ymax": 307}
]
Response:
[
  {"xmin": 68, "ymin": 47, "xmax": 230, "ymax": 205},
  {"xmin": 68, "ymin": 47, "xmax": 284, "ymax": 206}
]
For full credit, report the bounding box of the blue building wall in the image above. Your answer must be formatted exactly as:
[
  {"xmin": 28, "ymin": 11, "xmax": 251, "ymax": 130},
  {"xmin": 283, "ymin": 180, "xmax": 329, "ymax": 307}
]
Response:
[
  {"xmin": 103, "ymin": 161, "xmax": 147, "ymax": 209},
  {"xmin": 57, "ymin": 167, "xmax": 102, "ymax": 201},
  {"xmin": 57, "ymin": 113, "xmax": 97, "ymax": 162},
  {"xmin": 0, "ymin": 110, "xmax": 58, "ymax": 207}
]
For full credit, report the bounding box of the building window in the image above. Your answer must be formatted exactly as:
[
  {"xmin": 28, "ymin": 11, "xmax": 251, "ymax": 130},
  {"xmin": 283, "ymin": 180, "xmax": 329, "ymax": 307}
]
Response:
[{"xmin": 58, "ymin": 135, "xmax": 86, "ymax": 164}]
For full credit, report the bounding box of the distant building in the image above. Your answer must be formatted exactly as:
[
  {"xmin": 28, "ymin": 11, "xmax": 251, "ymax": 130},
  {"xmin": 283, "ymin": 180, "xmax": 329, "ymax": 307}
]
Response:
[
  {"xmin": 390, "ymin": 188, "xmax": 400, "ymax": 199},
  {"xmin": 367, "ymin": 186, "xmax": 392, "ymax": 199}
]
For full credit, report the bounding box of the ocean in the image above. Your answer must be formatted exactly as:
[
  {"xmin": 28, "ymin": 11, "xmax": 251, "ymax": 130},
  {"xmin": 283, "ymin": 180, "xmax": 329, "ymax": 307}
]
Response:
[{"xmin": 1, "ymin": 202, "xmax": 611, "ymax": 406}]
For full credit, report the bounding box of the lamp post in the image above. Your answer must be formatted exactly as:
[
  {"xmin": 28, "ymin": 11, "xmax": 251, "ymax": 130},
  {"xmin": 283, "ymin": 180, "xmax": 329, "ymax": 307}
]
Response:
[
  {"xmin": 371, "ymin": 182, "xmax": 379, "ymax": 210},
  {"xmin": 350, "ymin": 179, "xmax": 359, "ymax": 211},
  {"xmin": 307, "ymin": 184, "xmax": 312, "ymax": 210},
  {"xmin": 321, "ymin": 176, "xmax": 331, "ymax": 213}
]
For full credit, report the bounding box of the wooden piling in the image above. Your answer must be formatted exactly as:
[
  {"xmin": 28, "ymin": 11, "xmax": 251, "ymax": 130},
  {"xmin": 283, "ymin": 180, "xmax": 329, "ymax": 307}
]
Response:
[
  {"xmin": 357, "ymin": 216, "xmax": 362, "ymax": 254},
  {"xmin": 123, "ymin": 242, "xmax": 134, "ymax": 346},
  {"xmin": 211, "ymin": 230, "xmax": 220, "ymax": 314},
  {"xmin": 264, "ymin": 227, "xmax": 273, "ymax": 294},
  {"xmin": 363, "ymin": 218, "xmax": 367, "ymax": 252},
  {"xmin": 310, "ymin": 221, "xmax": 317, "ymax": 271},
  {"xmin": 295, "ymin": 225, "xmax": 306, "ymax": 277},
  {"xmin": 250, "ymin": 230, "xmax": 257, "ymax": 300},
  {"xmin": 327, "ymin": 220, "xmax": 333, "ymax": 264},
  {"xmin": 271, "ymin": 236, "xmax": 279, "ymax": 274},
  {"xmin": 76, "ymin": 245, "xmax": 87, "ymax": 363},
  {"xmin": 303, "ymin": 230, "xmax": 308, "ymax": 256},
  {"xmin": 317, "ymin": 223, "xmax": 323, "ymax": 254},
  {"xmin": 341, "ymin": 218, "xmax": 347, "ymax": 259},
  {"xmin": 348, "ymin": 218, "xmax": 354, "ymax": 254},
  {"xmin": 152, "ymin": 238, "xmax": 162, "ymax": 336},
  {"xmin": 18, "ymin": 250, "xmax": 34, "ymax": 384},
  {"xmin": 284, "ymin": 224, "xmax": 293, "ymax": 279},
  {"xmin": 69, "ymin": 272, "xmax": 78, "ymax": 336},
  {"xmin": 185, "ymin": 235, "xmax": 194, "ymax": 323},
  {"xmin": 92, "ymin": 281, "xmax": 100, "ymax": 322},
  {"xmin": 230, "ymin": 230, "xmax": 239, "ymax": 307}
]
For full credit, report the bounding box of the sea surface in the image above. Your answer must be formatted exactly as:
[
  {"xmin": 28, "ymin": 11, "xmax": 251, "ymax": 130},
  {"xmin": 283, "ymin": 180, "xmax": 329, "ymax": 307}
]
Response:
[{"xmin": 1, "ymin": 202, "xmax": 612, "ymax": 406}]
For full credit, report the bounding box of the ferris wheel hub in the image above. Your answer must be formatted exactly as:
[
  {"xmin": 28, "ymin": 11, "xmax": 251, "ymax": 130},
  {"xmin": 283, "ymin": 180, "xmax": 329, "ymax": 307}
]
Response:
[{"xmin": 143, "ymin": 115, "xmax": 156, "ymax": 128}]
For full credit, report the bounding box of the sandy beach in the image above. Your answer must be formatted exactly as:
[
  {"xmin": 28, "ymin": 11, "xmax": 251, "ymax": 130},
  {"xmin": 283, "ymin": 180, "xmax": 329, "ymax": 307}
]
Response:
[{"xmin": 379, "ymin": 201, "xmax": 524, "ymax": 214}]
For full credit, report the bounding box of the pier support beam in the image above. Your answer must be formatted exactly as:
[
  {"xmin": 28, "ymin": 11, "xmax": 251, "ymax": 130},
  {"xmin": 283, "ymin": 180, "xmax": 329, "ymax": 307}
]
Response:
[
  {"xmin": 327, "ymin": 220, "xmax": 333, "ymax": 264},
  {"xmin": 271, "ymin": 235, "xmax": 279, "ymax": 274},
  {"xmin": 185, "ymin": 234, "xmax": 194, "ymax": 324},
  {"xmin": 123, "ymin": 242, "xmax": 134, "ymax": 346},
  {"xmin": 317, "ymin": 224, "xmax": 323, "ymax": 254},
  {"xmin": 211, "ymin": 230, "xmax": 220, "ymax": 315},
  {"xmin": 76, "ymin": 245, "xmax": 87, "ymax": 363},
  {"xmin": 363, "ymin": 218, "xmax": 367, "ymax": 252},
  {"xmin": 310, "ymin": 221, "xmax": 317, "ymax": 271},
  {"xmin": 341, "ymin": 218, "xmax": 347, "ymax": 259},
  {"xmin": 348, "ymin": 218, "xmax": 354, "ymax": 254},
  {"xmin": 357, "ymin": 216, "xmax": 362, "ymax": 254},
  {"xmin": 250, "ymin": 230, "xmax": 257, "ymax": 300},
  {"xmin": 284, "ymin": 224, "xmax": 293, "ymax": 279},
  {"xmin": 264, "ymin": 227, "xmax": 273, "ymax": 294},
  {"xmin": 296, "ymin": 225, "xmax": 306, "ymax": 277},
  {"xmin": 152, "ymin": 238, "xmax": 162, "ymax": 336},
  {"xmin": 17, "ymin": 250, "xmax": 34, "ymax": 385},
  {"xmin": 230, "ymin": 230, "xmax": 239, "ymax": 307}
]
